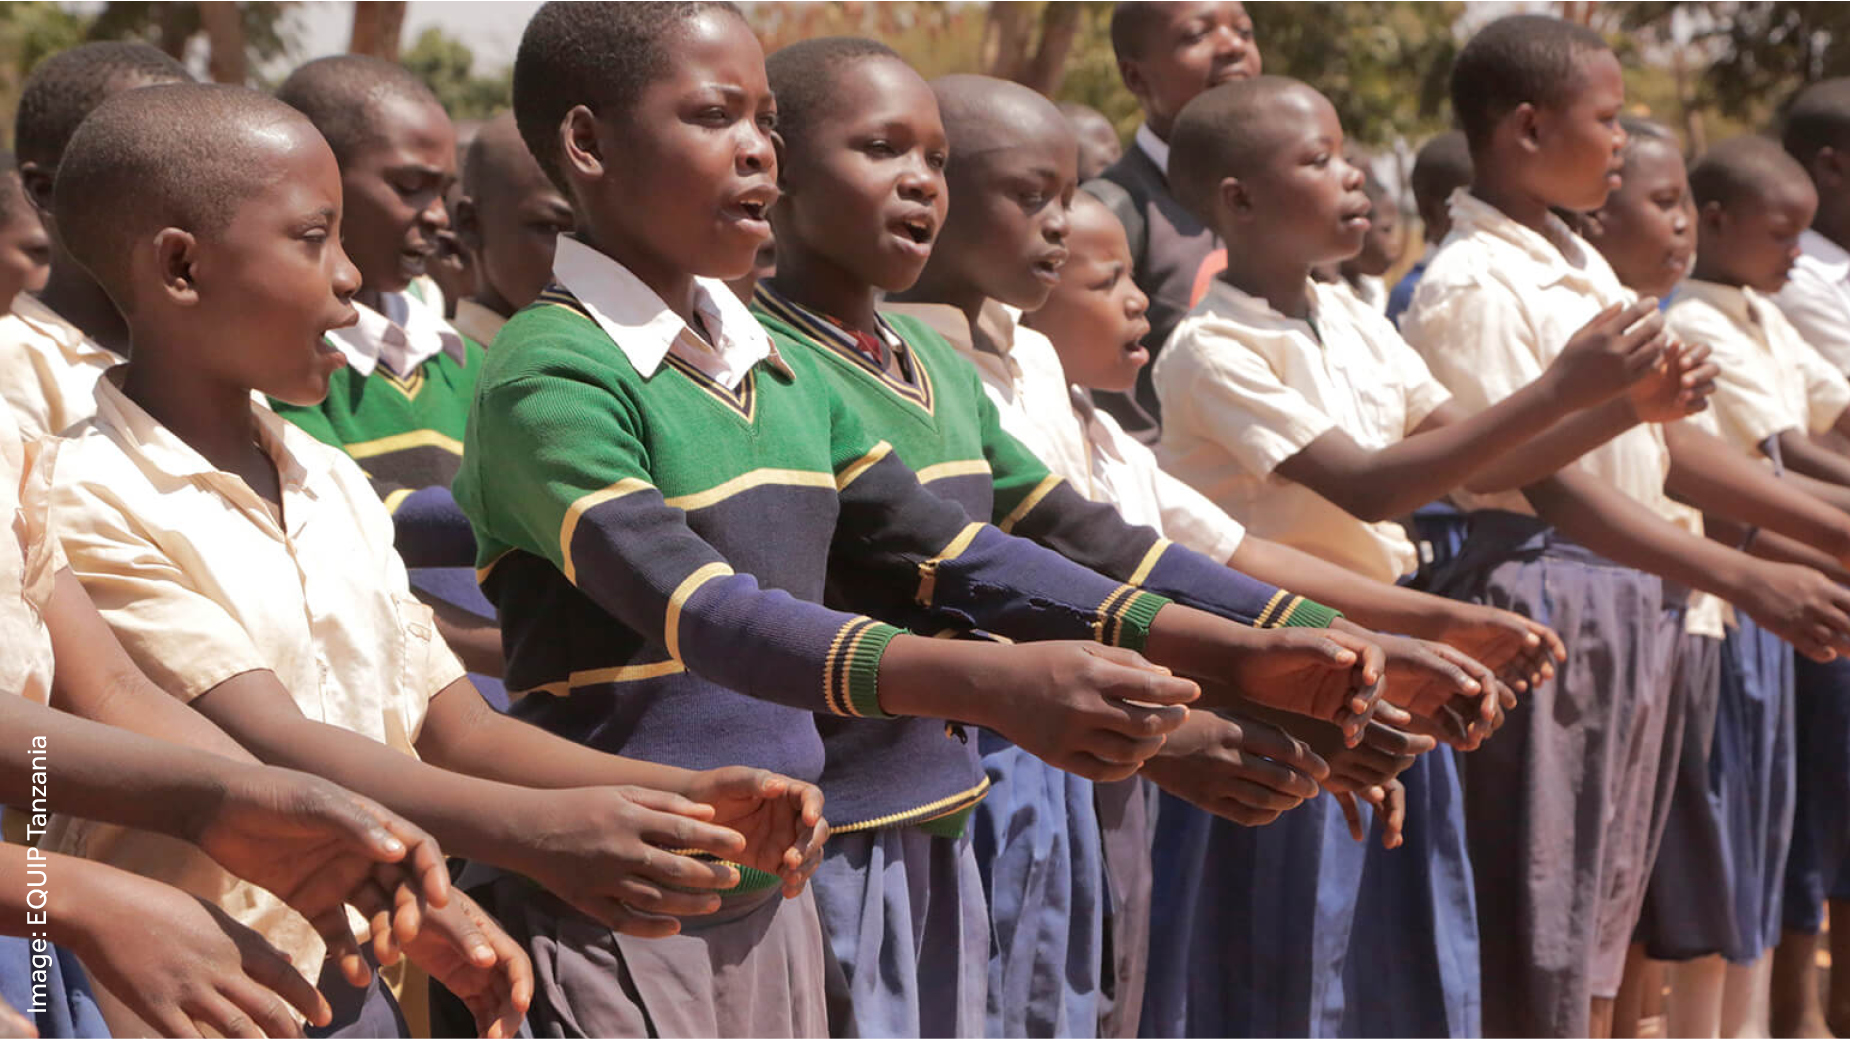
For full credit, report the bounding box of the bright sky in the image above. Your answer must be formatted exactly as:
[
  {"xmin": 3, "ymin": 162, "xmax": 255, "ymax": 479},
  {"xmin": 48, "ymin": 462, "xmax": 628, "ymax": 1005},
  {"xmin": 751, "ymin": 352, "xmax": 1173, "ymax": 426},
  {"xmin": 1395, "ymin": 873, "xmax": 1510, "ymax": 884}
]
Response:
[{"xmin": 291, "ymin": 1, "xmax": 544, "ymax": 72}]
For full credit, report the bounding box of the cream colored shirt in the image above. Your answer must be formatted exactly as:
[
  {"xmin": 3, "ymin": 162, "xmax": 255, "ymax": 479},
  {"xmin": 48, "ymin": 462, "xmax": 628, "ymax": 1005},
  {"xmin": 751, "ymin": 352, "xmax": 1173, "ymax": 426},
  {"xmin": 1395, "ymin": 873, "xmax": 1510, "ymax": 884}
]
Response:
[
  {"xmin": 1773, "ymin": 229, "xmax": 1850, "ymax": 376},
  {"xmin": 327, "ymin": 286, "xmax": 468, "ymax": 380},
  {"xmin": 40, "ymin": 371, "xmax": 466, "ymax": 980},
  {"xmin": 929, "ymin": 304, "xmax": 1248, "ymax": 563},
  {"xmin": 1, "ymin": 403, "xmax": 59, "ymax": 706},
  {"xmin": 0, "ymin": 294, "xmax": 118, "ymax": 440},
  {"xmin": 1403, "ymin": 190, "xmax": 1723, "ymax": 636},
  {"xmin": 1668, "ymin": 280, "xmax": 1850, "ymax": 455},
  {"xmin": 1154, "ymin": 278, "xmax": 1445, "ymax": 584}
]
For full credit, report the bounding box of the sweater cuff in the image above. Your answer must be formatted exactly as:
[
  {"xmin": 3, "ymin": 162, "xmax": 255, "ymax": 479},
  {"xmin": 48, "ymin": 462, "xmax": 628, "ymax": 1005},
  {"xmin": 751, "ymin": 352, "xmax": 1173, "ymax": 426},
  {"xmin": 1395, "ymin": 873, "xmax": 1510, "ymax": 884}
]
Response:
[
  {"xmin": 1256, "ymin": 593, "xmax": 1341, "ymax": 630},
  {"xmin": 847, "ymin": 621, "xmax": 905, "ymax": 719},
  {"xmin": 1109, "ymin": 589, "xmax": 1171, "ymax": 653}
]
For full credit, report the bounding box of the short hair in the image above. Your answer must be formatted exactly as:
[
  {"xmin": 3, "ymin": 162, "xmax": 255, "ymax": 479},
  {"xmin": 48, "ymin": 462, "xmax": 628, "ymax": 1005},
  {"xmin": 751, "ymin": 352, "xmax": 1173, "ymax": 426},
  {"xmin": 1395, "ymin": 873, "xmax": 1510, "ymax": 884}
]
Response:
[
  {"xmin": 54, "ymin": 83, "xmax": 321, "ymax": 310},
  {"xmin": 1167, "ymin": 75, "xmax": 1314, "ymax": 224},
  {"xmin": 1109, "ymin": 2, "xmax": 1170, "ymax": 63},
  {"xmin": 1783, "ymin": 78, "xmax": 1850, "ymax": 168},
  {"xmin": 1409, "ymin": 130, "xmax": 1471, "ymax": 208},
  {"xmin": 462, "ymin": 112, "xmax": 546, "ymax": 203},
  {"xmin": 1450, "ymin": 15, "xmax": 1611, "ymax": 149},
  {"xmin": 0, "ymin": 151, "xmax": 25, "ymax": 225},
  {"xmin": 1688, "ymin": 133, "xmax": 1813, "ymax": 213},
  {"xmin": 15, "ymin": 42, "xmax": 192, "ymax": 169},
  {"xmin": 1618, "ymin": 115, "xmax": 1677, "ymax": 165},
  {"xmin": 513, "ymin": 1, "xmax": 743, "ymax": 191},
  {"xmin": 766, "ymin": 37, "xmax": 900, "ymax": 152},
  {"xmin": 275, "ymin": 54, "xmax": 442, "ymax": 165}
]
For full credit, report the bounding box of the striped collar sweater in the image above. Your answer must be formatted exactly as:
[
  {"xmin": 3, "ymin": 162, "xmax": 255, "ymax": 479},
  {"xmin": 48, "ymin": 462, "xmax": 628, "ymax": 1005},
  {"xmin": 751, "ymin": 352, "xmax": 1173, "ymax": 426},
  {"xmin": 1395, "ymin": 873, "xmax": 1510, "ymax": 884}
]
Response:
[
  {"xmin": 453, "ymin": 281, "xmax": 1181, "ymax": 831},
  {"xmin": 752, "ymin": 285, "xmax": 1337, "ymax": 829}
]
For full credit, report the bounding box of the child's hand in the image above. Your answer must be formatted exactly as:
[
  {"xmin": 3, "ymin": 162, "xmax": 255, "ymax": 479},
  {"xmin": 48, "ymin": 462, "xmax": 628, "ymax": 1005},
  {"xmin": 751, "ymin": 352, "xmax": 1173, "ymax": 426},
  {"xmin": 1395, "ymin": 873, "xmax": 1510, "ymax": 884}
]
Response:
[
  {"xmin": 379, "ymin": 891, "xmax": 532, "ymax": 1040},
  {"xmin": 1336, "ymin": 778, "xmax": 1408, "ymax": 850},
  {"xmin": 513, "ymin": 785, "xmax": 748, "ymax": 938},
  {"xmin": 1215, "ymin": 626, "xmax": 1387, "ymax": 744},
  {"xmin": 67, "ymin": 870, "xmax": 330, "ymax": 1038},
  {"xmin": 1138, "ymin": 711, "xmax": 1328, "ymax": 826},
  {"xmin": 1628, "ymin": 339, "xmax": 1719, "ymax": 423},
  {"xmin": 1548, "ymin": 298, "xmax": 1667, "ymax": 408},
  {"xmin": 976, "ymin": 642, "xmax": 1198, "ymax": 782},
  {"xmin": 1435, "ymin": 602, "xmax": 1564, "ymax": 693},
  {"xmin": 1367, "ymin": 632, "xmax": 1507, "ymax": 748},
  {"xmin": 680, "ymin": 767, "xmax": 830, "ymax": 898},
  {"xmin": 1303, "ymin": 719, "xmax": 1433, "ymax": 797},
  {"xmin": 1734, "ymin": 560, "xmax": 1850, "ymax": 663},
  {"xmin": 190, "ymin": 766, "xmax": 452, "ymax": 988},
  {"xmin": 0, "ymin": 995, "xmax": 34, "ymax": 1039}
]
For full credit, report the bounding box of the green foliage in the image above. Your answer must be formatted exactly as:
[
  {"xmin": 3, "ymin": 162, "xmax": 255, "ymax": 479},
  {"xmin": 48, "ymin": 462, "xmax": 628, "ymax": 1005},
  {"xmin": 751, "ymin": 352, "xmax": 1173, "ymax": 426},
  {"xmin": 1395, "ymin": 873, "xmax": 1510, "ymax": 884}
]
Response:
[
  {"xmin": 401, "ymin": 25, "xmax": 510, "ymax": 123},
  {"xmin": 1248, "ymin": 2, "xmax": 1462, "ymax": 148}
]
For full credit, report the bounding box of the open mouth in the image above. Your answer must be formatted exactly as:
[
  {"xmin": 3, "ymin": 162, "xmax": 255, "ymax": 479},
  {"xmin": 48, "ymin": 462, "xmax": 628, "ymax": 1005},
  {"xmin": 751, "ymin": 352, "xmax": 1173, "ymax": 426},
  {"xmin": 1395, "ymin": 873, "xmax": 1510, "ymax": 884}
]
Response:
[
  {"xmin": 900, "ymin": 214, "xmax": 934, "ymax": 244},
  {"xmin": 1031, "ymin": 249, "xmax": 1068, "ymax": 282}
]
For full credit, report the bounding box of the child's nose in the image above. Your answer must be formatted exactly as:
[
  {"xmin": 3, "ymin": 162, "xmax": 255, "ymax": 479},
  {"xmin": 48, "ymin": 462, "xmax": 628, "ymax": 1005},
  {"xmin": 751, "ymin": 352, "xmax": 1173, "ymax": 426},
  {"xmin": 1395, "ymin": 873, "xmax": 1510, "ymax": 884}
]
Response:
[
  {"xmin": 1127, "ymin": 288, "xmax": 1150, "ymax": 317},
  {"xmin": 422, "ymin": 195, "xmax": 450, "ymax": 231},
  {"xmin": 898, "ymin": 166, "xmax": 939, "ymax": 202},
  {"xmin": 739, "ymin": 127, "xmax": 775, "ymax": 174}
]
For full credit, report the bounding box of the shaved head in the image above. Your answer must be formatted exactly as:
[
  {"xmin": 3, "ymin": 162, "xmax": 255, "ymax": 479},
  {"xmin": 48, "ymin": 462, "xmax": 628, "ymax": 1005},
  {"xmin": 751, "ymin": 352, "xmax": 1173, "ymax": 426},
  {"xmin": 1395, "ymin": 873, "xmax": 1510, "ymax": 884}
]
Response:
[
  {"xmin": 932, "ymin": 74, "xmax": 1074, "ymax": 160},
  {"xmin": 1168, "ymin": 75, "xmax": 1322, "ymax": 223},
  {"xmin": 276, "ymin": 54, "xmax": 442, "ymax": 165},
  {"xmin": 55, "ymin": 83, "xmax": 327, "ymax": 311},
  {"xmin": 1690, "ymin": 134, "xmax": 1814, "ymax": 213},
  {"xmin": 463, "ymin": 112, "xmax": 549, "ymax": 206}
]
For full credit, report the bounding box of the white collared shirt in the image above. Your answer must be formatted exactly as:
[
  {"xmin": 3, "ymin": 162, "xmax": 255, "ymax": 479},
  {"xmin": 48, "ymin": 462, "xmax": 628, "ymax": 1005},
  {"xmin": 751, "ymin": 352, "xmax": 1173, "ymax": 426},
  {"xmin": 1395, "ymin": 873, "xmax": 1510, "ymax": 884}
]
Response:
[
  {"xmin": 0, "ymin": 293, "xmax": 120, "ymax": 439},
  {"xmin": 1135, "ymin": 123, "xmax": 1171, "ymax": 178},
  {"xmin": 1774, "ymin": 229, "xmax": 1850, "ymax": 375},
  {"xmin": 551, "ymin": 235, "xmax": 786, "ymax": 390},
  {"xmin": 1668, "ymin": 279, "xmax": 1850, "ymax": 455},
  {"xmin": 40, "ymin": 372, "xmax": 465, "ymax": 983},
  {"xmin": 1401, "ymin": 189, "xmax": 1677, "ymax": 519},
  {"xmin": 1, "ymin": 403, "xmax": 59, "ymax": 706},
  {"xmin": 1155, "ymin": 277, "xmax": 1448, "ymax": 583},
  {"xmin": 326, "ymin": 285, "xmax": 468, "ymax": 379},
  {"xmin": 918, "ymin": 300, "xmax": 1248, "ymax": 563},
  {"xmin": 1404, "ymin": 190, "xmax": 1724, "ymax": 636}
]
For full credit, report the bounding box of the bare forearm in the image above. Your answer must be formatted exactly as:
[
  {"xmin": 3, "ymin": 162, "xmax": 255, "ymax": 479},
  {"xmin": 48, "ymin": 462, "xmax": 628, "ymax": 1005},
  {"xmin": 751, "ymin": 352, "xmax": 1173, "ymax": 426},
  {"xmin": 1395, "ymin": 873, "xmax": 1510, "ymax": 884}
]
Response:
[
  {"xmin": 1715, "ymin": 519, "xmax": 1850, "ymax": 585},
  {"xmin": 416, "ymin": 681, "xmax": 699, "ymax": 793},
  {"xmin": 1781, "ymin": 431, "xmax": 1850, "ymax": 489},
  {"xmin": 44, "ymin": 570, "xmax": 254, "ymax": 763},
  {"xmin": 1785, "ymin": 470, "xmax": 1850, "ymax": 514},
  {"xmin": 190, "ymin": 674, "xmax": 539, "ymax": 869},
  {"xmin": 1523, "ymin": 469, "xmax": 1752, "ymax": 602},
  {"xmin": 1464, "ymin": 397, "xmax": 1640, "ymax": 495},
  {"xmin": 1665, "ymin": 422, "xmax": 1850, "ymax": 564},
  {"xmin": 1228, "ymin": 538, "xmax": 1455, "ymax": 639},
  {"xmin": 0, "ymin": 695, "xmax": 241, "ymax": 842}
]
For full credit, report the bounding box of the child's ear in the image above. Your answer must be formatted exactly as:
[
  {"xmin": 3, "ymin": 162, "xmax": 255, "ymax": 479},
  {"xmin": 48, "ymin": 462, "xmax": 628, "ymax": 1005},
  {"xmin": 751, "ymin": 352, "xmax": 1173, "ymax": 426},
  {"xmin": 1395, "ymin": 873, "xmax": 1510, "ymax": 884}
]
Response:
[
  {"xmin": 770, "ymin": 128, "xmax": 789, "ymax": 189},
  {"xmin": 1118, "ymin": 59, "xmax": 1149, "ymax": 105},
  {"xmin": 453, "ymin": 194, "xmax": 483, "ymax": 254},
  {"xmin": 153, "ymin": 227, "xmax": 199, "ymax": 307},
  {"xmin": 1510, "ymin": 102, "xmax": 1543, "ymax": 155},
  {"xmin": 1698, "ymin": 199, "xmax": 1727, "ymax": 236},
  {"xmin": 1216, "ymin": 174, "xmax": 1252, "ymax": 223},
  {"xmin": 1580, "ymin": 209, "xmax": 1609, "ymax": 241},
  {"xmin": 17, "ymin": 162, "xmax": 53, "ymax": 221},
  {"xmin": 1816, "ymin": 145, "xmax": 1847, "ymax": 193},
  {"xmin": 561, "ymin": 105, "xmax": 606, "ymax": 183}
]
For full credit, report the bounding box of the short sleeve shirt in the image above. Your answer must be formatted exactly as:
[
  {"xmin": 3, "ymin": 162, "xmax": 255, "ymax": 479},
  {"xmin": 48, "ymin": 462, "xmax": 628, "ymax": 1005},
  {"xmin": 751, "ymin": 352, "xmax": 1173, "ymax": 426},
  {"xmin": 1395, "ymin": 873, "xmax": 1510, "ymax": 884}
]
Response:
[
  {"xmin": 1773, "ymin": 229, "xmax": 1850, "ymax": 375},
  {"xmin": 1400, "ymin": 189, "xmax": 1678, "ymax": 519},
  {"xmin": 1, "ymin": 404, "xmax": 60, "ymax": 705},
  {"xmin": 40, "ymin": 372, "xmax": 466, "ymax": 981},
  {"xmin": 1153, "ymin": 277, "xmax": 1449, "ymax": 583},
  {"xmin": 1667, "ymin": 279, "xmax": 1850, "ymax": 456},
  {"xmin": 0, "ymin": 294, "xmax": 118, "ymax": 440},
  {"xmin": 936, "ymin": 309, "xmax": 1247, "ymax": 564}
]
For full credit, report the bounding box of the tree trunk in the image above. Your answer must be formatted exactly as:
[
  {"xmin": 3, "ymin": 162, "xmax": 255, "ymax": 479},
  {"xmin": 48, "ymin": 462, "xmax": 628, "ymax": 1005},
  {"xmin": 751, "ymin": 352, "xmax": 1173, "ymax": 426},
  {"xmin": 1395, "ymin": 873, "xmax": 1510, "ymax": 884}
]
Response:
[
  {"xmin": 154, "ymin": 2, "xmax": 192, "ymax": 59},
  {"xmin": 199, "ymin": 2, "xmax": 249, "ymax": 84},
  {"xmin": 349, "ymin": 0, "xmax": 407, "ymax": 59},
  {"xmin": 1018, "ymin": 2, "xmax": 1081, "ymax": 95},
  {"xmin": 983, "ymin": 1, "xmax": 1033, "ymax": 81}
]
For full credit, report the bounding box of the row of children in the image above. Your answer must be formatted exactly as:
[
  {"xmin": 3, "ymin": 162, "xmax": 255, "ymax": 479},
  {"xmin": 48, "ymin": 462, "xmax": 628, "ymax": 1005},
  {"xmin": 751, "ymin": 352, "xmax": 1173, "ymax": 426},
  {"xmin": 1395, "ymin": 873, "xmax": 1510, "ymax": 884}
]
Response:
[{"xmin": 6, "ymin": 1, "xmax": 1850, "ymax": 1038}]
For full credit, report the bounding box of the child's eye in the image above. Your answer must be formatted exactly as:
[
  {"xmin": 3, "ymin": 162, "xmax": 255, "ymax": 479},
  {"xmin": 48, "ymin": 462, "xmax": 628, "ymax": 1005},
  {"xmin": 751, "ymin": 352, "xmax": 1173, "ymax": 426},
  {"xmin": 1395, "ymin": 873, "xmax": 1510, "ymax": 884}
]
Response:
[
  {"xmin": 926, "ymin": 152, "xmax": 947, "ymax": 171},
  {"xmin": 1020, "ymin": 191, "xmax": 1048, "ymax": 208},
  {"xmin": 698, "ymin": 106, "xmax": 732, "ymax": 126},
  {"xmin": 865, "ymin": 140, "xmax": 896, "ymax": 158},
  {"xmin": 756, "ymin": 112, "xmax": 778, "ymax": 132}
]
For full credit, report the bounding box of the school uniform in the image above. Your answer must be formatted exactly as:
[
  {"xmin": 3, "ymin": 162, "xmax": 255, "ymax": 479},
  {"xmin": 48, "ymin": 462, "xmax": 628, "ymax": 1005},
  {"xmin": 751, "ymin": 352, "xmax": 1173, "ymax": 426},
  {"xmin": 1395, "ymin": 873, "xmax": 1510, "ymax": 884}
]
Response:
[
  {"xmin": 40, "ymin": 372, "xmax": 461, "ymax": 1035},
  {"xmin": 268, "ymin": 285, "xmax": 504, "ymax": 711},
  {"xmin": 0, "ymin": 399, "xmax": 113, "ymax": 1040},
  {"xmin": 454, "ymin": 237, "xmax": 1291, "ymax": 1038},
  {"xmin": 1773, "ymin": 229, "xmax": 1850, "ymax": 377},
  {"xmin": 1665, "ymin": 280, "xmax": 1850, "ymax": 957},
  {"xmin": 0, "ymin": 294, "xmax": 117, "ymax": 440},
  {"xmin": 758, "ymin": 288, "xmax": 1337, "ymax": 1038},
  {"xmin": 1153, "ymin": 275, "xmax": 1479, "ymax": 1038},
  {"xmin": 1085, "ymin": 125, "xmax": 1227, "ymax": 439},
  {"xmin": 1400, "ymin": 189, "xmax": 1701, "ymax": 1036}
]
